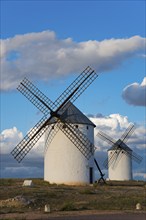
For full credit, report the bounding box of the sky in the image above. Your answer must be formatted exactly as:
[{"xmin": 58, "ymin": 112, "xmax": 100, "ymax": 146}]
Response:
[{"xmin": 0, "ymin": 0, "xmax": 146, "ymax": 181}]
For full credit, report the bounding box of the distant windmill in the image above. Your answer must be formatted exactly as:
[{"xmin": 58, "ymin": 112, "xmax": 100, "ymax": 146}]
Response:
[
  {"xmin": 11, "ymin": 66, "xmax": 104, "ymax": 184},
  {"xmin": 97, "ymin": 123, "xmax": 142, "ymax": 181}
]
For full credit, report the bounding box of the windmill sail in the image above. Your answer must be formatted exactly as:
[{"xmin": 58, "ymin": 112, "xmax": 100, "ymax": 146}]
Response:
[
  {"xmin": 17, "ymin": 78, "xmax": 55, "ymax": 115},
  {"xmin": 11, "ymin": 66, "xmax": 99, "ymax": 162},
  {"xmin": 11, "ymin": 115, "xmax": 49, "ymax": 162},
  {"xmin": 97, "ymin": 124, "xmax": 142, "ymax": 169}
]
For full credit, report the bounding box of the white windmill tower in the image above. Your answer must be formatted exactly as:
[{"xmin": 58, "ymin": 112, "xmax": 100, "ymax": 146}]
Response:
[
  {"xmin": 97, "ymin": 124, "xmax": 142, "ymax": 181},
  {"xmin": 11, "ymin": 66, "xmax": 104, "ymax": 185},
  {"xmin": 107, "ymin": 141, "xmax": 133, "ymax": 180},
  {"xmin": 44, "ymin": 102, "xmax": 96, "ymax": 185}
]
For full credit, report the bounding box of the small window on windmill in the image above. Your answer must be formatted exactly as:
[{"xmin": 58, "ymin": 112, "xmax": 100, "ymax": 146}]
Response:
[
  {"xmin": 122, "ymin": 151, "xmax": 124, "ymax": 153},
  {"xmin": 52, "ymin": 126, "xmax": 54, "ymax": 129},
  {"xmin": 110, "ymin": 152, "xmax": 112, "ymax": 154},
  {"xmin": 75, "ymin": 125, "xmax": 78, "ymax": 129},
  {"xmin": 87, "ymin": 126, "xmax": 89, "ymax": 130}
]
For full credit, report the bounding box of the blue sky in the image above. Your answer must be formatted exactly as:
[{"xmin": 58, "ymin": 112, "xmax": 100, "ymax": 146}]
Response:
[{"xmin": 0, "ymin": 0, "xmax": 146, "ymax": 180}]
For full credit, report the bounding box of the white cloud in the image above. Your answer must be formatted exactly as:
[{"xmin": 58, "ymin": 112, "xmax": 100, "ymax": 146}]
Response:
[
  {"xmin": 0, "ymin": 30, "xmax": 145, "ymax": 91},
  {"xmin": 133, "ymin": 172, "xmax": 146, "ymax": 180},
  {"xmin": 122, "ymin": 77, "xmax": 146, "ymax": 106},
  {"xmin": 0, "ymin": 126, "xmax": 45, "ymax": 178},
  {"xmin": 0, "ymin": 126, "xmax": 44, "ymax": 157},
  {"xmin": 89, "ymin": 113, "xmax": 146, "ymax": 151},
  {"xmin": 0, "ymin": 127, "xmax": 23, "ymax": 154}
]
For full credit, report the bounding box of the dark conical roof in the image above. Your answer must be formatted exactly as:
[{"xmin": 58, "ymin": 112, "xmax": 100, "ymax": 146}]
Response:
[
  {"xmin": 108, "ymin": 139, "xmax": 132, "ymax": 152},
  {"xmin": 61, "ymin": 102, "xmax": 96, "ymax": 127},
  {"xmin": 48, "ymin": 102, "xmax": 95, "ymax": 127}
]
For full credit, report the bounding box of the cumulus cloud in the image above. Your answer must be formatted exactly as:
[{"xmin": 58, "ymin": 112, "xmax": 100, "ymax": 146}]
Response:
[
  {"xmin": 133, "ymin": 172, "xmax": 146, "ymax": 180},
  {"xmin": 88, "ymin": 113, "xmax": 146, "ymax": 151},
  {"xmin": 0, "ymin": 126, "xmax": 45, "ymax": 178},
  {"xmin": 0, "ymin": 127, "xmax": 23, "ymax": 154},
  {"xmin": 0, "ymin": 126, "xmax": 44, "ymax": 157},
  {"xmin": 122, "ymin": 77, "xmax": 146, "ymax": 106},
  {"xmin": 0, "ymin": 30, "xmax": 145, "ymax": 91}
]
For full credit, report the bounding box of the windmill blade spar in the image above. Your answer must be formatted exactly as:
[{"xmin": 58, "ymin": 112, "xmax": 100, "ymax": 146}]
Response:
[
  {"xmin": 17, "ymin": 78, "xmax": 55, "ymax": 115},
  {"xmin": 120, "ymin": 123, "xmax": 135, "ymax": 143},
  {"xmin": 131, "ymin": 151, "xmax": 142, "ymax": 163},
  {"xmin": 97, "ymin": 131, "xmax": 117, "ymax": 146},
  {"xmin": 54, "ymin": 66, "xmax": 98, "ymax": 112},
  {"xmin": 44, "ymin": 123, "xmax": 60, "ymax": 154},
  {"xmin": 17, "ymin": 66, "xmax": 97, "ymax": 119},
  {"xmin": 56, "ymin": 121, "xmax": 95, "ymax": 159},
  {"xmin": 103, "ymin": 149, "xmax": 119, "ymax": 169},
  {"xmin": 110, "ymin": 150, "xmax": 124, "ymax": 169},
  {"xmin": 11, "ymin": 115, "xmax": 49, "ymax": 162},
  {"xmin": 121, "ymin": 148, "xmax": 142, "ymax": 164}
]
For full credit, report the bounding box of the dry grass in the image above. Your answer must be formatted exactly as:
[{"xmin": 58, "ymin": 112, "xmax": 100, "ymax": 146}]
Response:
[{"xmin": 0, "ymin": 178, "xmax": 146, "ymax": 215}]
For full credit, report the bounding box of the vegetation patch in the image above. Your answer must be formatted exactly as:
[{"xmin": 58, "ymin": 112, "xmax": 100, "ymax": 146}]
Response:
[
  {"xmin": 0, "ymin": 178, "xmax": 145, "ymax": 215},
  {"xmin": 60, "ymin": 201, "xmax": 77, "ymax": 211}
]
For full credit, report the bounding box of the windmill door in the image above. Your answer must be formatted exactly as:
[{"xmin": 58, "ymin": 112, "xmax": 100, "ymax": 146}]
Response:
[{"xmin": 89, "ymin": 167, "xmax": 93, "ymax": 184}]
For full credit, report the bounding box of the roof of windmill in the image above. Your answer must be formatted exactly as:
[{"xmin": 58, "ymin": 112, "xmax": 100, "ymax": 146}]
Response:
[
  {"xmin": 49, "ymin": 102, "xmax": 96, "ymax": 127},
  {"xmin": 62, "ymin": 102, "xmax": 96, "ymax": 127},
  {"xmin": 108, "ymin": 139, "xmax": 132, "ymax": 152}
]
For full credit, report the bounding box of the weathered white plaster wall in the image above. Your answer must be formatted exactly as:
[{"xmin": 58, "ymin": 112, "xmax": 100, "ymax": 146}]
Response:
[
  {"xmin": 44, "ymin": 124, "xmax": 94, "ymax": 185},
  {"xmin": 108, "ymin": 149, "xmax": 132, "ymax": 181}
]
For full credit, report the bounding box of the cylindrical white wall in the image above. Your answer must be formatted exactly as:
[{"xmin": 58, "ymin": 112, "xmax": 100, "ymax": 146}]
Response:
[
  {"xmin": 44, "ymin": 123, "xmax": 95, "ymax": 185},
  {"xmin": 108, "ymin": 149, "xmax": 132, "ymax": 181}
]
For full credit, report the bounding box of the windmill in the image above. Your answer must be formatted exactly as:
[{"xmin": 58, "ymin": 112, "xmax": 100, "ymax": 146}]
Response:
[
  {"xmin": 11, "ymin": 66, "xmax": 104, "ymax": 184},
  {"xmin": 97, "ymin": 123, "xmax": 142, "ymax": 181}
]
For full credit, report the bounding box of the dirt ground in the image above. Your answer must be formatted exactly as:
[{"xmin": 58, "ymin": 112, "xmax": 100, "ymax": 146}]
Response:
[
  {"xmin": 0, "ymin": 210, "xmax": 146, "ymax": 220},
  {"xmin": 0, "ymin": 179, "xmax": 146, "ymax": 220}
]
